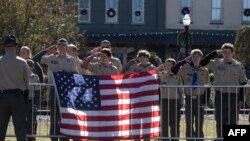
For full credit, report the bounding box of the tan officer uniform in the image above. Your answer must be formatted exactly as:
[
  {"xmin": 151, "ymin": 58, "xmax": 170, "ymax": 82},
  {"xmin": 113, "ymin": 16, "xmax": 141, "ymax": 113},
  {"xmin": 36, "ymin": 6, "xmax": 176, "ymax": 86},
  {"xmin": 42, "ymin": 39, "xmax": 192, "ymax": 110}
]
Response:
[
  {"xmin": 207, "ymin": 58, "xmax": 247, "ymax": 92},
  {"xmin": 88, "ymin": 62, "xmax": 118, "ymax": 75},
  {"xmin": 0, "ymin": 54, "xmax": 29, "ymax": 90},
  {"xmin": 41, "ymin": 54, "xmax": 77, "ymax": 83}
]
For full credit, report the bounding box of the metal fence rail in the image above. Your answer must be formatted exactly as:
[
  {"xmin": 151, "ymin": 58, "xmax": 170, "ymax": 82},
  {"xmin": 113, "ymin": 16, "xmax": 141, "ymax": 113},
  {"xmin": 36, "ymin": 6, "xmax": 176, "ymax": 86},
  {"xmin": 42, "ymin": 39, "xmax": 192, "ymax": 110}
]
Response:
[{"xmin": 5, "ymin": 83, "xmax": 250, "ymax": 140}]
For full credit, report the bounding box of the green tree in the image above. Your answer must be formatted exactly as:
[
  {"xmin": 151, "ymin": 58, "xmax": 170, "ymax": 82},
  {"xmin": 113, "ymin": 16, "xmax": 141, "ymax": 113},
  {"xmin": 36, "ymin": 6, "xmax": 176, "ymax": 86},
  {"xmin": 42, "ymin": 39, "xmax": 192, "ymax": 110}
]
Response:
[
  {"xmin": 235, "ymin": 25, "xmax": 250, "ymax": 78},
  {"xmin": 0, "ymin": 0, "xmax": 84, "ymax": 54},
  {"xmin": 149, "ymin": 51, "xmax": 162, "ymax": 67},
  {"xmin": 235, "ymin": 25, "xmax": 250, "ymax": 63}
]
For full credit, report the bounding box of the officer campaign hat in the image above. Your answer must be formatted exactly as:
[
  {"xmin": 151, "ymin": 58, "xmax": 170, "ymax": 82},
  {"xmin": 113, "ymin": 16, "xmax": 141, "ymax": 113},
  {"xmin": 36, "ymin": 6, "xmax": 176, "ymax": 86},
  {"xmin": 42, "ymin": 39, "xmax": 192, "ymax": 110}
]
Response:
[{"xmin": 1, "ymin": 35, "xmax": 21, "ymax": 47}]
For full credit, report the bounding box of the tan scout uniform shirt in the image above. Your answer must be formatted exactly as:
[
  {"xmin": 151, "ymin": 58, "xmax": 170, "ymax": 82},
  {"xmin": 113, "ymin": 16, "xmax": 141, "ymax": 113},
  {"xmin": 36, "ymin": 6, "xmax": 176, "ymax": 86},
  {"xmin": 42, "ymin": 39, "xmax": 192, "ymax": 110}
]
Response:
[
  {"xmin": 126, "ymin": 63, "xmax": 155, "ymax": 74},
  {"xmin": 29, "ymin": 73, "xmax": 40, "ymax": 99},
  {"xmin": 159, "ymin": 71, "xmax": 182, "ymax": 99},
  {"xmin": 92, "ymin": 56, "xmax": 122, "ymax": 73},
  {"xmin": 75, "ymin": 57, "xmax": 91, "ymax": 75},
  {"xmin": 0, "ymin": 53, "xmax": 29, "ymax": 90},
  {"xmin": 88, "ymin": 62, "xmax": 118, "ymax": 75},
  {"xmin": 178, "ymin": 63, "xmax": 209, "ymax": 96},
  {"xmin": 207, "ymin": 58, "xmax": 247, "ymax": 93},
  {"xmin": 41, "ymin": 54, "xmax": 77, "ymax": 83}
]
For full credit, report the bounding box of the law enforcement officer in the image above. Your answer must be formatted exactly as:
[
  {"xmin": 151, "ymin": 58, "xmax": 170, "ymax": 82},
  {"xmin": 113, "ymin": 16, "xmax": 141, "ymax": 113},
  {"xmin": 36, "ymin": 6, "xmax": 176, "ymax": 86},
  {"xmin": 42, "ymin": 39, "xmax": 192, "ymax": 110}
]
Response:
[
  {"xmin": 200, "ymin": 43, "xmax": 247, "ymax": 140},
  {"xmin": 41, "ymin": 38, "xmax": 76, "ymax": 141},
  {"xmin": 121, "ymin": 49, "xmax": 155, "ymax": 74},
  {"xmin": 157, "ymin": 58, "xmax": 182, "ymax": 141},
  {"xmin": 26, "ymin": 59, "xmax": 40, "ymax": 141},
  {"xmin": 0, "ymin": 35, "xmax": 29, "ymax": 141},
  {"xmin": 81, "ymin": 48, "xmax": 118, "ymax": 75},
  {"xmin": 177, "ymin": 49, "xmax": 210, "ymax": 141},
  {"xmin": 88, "ymin": 40, "xmax": 122, "ymax": 73}
]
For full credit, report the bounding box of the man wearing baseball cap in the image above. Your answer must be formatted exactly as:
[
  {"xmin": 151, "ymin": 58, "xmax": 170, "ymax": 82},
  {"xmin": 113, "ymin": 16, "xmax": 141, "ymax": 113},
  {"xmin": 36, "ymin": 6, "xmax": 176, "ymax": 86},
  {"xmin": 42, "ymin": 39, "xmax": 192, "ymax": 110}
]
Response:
[{"xmin": 41, "ymin": 38, "xmax": 75, "ymax": 141}]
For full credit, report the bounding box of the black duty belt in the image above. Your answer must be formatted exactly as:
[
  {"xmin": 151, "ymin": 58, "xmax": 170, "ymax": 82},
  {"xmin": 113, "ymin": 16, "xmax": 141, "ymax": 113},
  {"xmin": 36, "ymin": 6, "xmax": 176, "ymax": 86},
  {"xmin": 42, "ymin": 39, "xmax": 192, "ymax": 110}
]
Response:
[{"xmin": 0, "ymin": 89, "xmax": 23, "ymax": 95}]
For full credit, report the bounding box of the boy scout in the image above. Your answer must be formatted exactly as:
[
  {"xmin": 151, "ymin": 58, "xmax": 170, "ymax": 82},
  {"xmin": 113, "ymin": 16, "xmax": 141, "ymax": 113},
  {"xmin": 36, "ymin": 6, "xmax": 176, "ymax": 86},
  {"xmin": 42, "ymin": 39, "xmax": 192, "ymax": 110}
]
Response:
[
  {"xmin": 121, "ymin": 49, "xmax": 155, "ymax": 141},
  {"xmin": 177, "ymin": 49, "xmax": 210, "ymax": 141},
  {"xmin": 121, "ymin": 50, "xmax": 155, "ymax": 74},
  {"xmin": 200, "ymin": 43, "xmax": 247, "ymax": 140},
  {"xmin": 87, "ymin": 40, "xmax": 122, "ymax": 73},
  {"xmin": 0, "ymin": 35, "xmax": 29, "ymax": 141},
  {"xmin": 81, "ymin": 48, "xmax": 118, "ymax": 75},
  {"xmin": 41, "ymin": 38, "xmax": 76, "ymax": 141},
  {"xmin": 157, "ymin": 58, "xmax": 182, "ymax": 141},
  {"xmin": 67, "ymin": 43, "xmax": 90, "ymax": 75}
]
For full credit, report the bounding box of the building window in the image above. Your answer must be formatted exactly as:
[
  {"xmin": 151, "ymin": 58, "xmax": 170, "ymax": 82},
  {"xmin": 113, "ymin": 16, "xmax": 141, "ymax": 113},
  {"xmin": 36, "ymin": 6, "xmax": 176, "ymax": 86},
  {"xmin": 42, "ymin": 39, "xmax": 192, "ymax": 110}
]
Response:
[
  {"xmin": 78, "ymin": 0, "xmax": 91, "ymax": 23},
  {"xmin": 105, "ymin": 0, "xmax": 118, "ymax": 23},
  {"xmin": 132, "ymin": 0, "xmax": 145, "ymax": 24},
  {"xmin": 243, "ymin": 0, "xmax": 250, "ymax": 22},
  {"xmin": 211, "ymin": 0, "xmax": 222, "ymax": 22},
  {"xmin": 180, "ymin": 0, "xmax": 191, "ymax": 20}
]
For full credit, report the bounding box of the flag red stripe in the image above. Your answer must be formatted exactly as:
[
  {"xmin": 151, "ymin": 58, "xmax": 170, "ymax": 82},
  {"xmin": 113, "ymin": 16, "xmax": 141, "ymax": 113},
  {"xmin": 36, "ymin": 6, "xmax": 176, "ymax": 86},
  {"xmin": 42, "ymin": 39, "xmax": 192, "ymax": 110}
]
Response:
[
  {"xmin": 62, "ymin": 111, "xmax": 160, "ymax": 122},
  {"xmin": 99, "ymin": 79, "xmax": 158, "ymax": 89},
  {"xmin": 99, "ymin": 69, "xmax": 157, "ymax": 80},
  {"xmin": 101, "ymin": 90, "xmax": 159, "ymax": 100},
  {"xmin": 60, "ymin": 121, "xmax": 160, "ymax": 132}
]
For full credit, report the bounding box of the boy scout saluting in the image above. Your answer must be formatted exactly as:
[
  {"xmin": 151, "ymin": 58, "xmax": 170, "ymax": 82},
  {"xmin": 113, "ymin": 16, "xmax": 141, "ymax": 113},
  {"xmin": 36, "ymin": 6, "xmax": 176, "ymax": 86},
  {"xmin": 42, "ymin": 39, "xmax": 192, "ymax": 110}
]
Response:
[
  {"xmin": 200, "ymin": 43, "xmax": 247, "ymax": 140},
  {"xmin": 157, "ymin": 58, "xmax": 183, "ymax": 141},
  {"xmin": 41, "ymin": 38, "xmax": 76, "ymax": 141},
  {"xmin": 177, "ymin": 49, "xmax": 210, "ymax": 141},
  {"xmin": 81, "ymin": 48, "xmax": 118, "ymax": 75},
  {"xmin": 0, "ymin": 35, "xmax": 29, "ymax": 141},
  {"xmin": 67, "ymin": 43, "xmax": 90, "ymax": 75},
  {"xmin": 121, "ymin": 49, "xmax": 155, "ymax": 141},
  {"xmin": 121, "ymin": 49, "xmax": 155, "ymax": 74},
  {"xmin": 87, "ymin": 40, "xmax": 122, "ymax": 73}
]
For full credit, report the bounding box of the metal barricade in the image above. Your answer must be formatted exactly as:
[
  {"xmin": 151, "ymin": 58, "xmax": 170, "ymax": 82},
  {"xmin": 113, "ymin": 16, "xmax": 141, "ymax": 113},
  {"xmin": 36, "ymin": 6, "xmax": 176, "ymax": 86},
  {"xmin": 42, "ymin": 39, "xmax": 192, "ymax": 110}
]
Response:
[
  {"xmin": 5, "ymin": 83, "xmax": 250, "ymax": 140},
  {"xmin": 159, "ymin": 84, "xmax": 250, "ymax": 141}
]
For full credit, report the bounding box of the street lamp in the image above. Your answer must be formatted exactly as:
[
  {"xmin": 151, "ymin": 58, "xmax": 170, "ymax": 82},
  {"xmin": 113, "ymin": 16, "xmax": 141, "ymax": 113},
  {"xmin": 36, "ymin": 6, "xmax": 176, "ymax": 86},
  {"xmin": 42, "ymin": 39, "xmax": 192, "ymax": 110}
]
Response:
[{"xmin": 182, "ymin": 14, "xmax": 191, "ymax": 57}]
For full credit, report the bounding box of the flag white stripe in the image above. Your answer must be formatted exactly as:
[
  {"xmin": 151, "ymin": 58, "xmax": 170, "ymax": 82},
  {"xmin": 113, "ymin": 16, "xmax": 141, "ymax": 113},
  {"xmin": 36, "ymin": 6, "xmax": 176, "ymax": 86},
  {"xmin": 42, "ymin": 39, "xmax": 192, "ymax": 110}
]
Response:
[
  {"xmin": 60, "ymin": 105, "xmax": 160, "ymax": 116},
  {"xmin": 60, "ymin": 127, "xmax": 160, "ymax": 137},
  {"xmin": 100, "ymin": 74, "xmax": 158, "ymax": 85},
  {"xmin": 100, "ymin": 84, "xmax": 159, "ymax": 95},
  {"xmin": 61, "ymin": 116, "xmax": 160, "ymax": 127}
]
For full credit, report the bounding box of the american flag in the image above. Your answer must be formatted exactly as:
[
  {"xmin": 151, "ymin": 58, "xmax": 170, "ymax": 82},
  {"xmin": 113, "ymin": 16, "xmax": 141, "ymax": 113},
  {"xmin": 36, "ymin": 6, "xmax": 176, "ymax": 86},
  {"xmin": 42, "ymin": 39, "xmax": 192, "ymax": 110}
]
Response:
[{"xmin": 53, "ymin": 70, "xmax": 160, "ymax": 140}]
